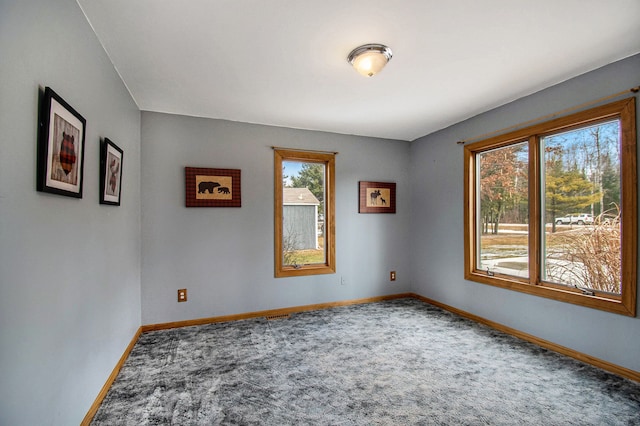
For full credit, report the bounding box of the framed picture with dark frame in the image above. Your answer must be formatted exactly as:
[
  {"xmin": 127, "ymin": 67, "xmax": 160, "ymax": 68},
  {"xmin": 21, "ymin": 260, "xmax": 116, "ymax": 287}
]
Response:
[
  {"xmin": 100, "ymin": 138, "xmax": 124, "ymax": 206},
  {"xmin": 37, "ymin": 86, "xmax": 86, "ymax": 198},
  {"xmin": 185, "ymin": 167, "xmax": 241, "ymax": 207},
  {"xmin": 359, "ymin": 181, "xmax": 396, "ymax": 213}
]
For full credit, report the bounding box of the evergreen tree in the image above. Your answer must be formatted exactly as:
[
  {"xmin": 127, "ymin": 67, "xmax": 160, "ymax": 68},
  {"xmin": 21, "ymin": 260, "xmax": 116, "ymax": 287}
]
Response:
[
  {"xmin": 600, "ymin": 153, "xmax": 620, "ymax": 215},
  {"xmin": 545, "ymin": 159, "xmax": 600, "ymax": 232},
  {"xmin": 290, "ymin": 163, "xmax": 325, "ymax": 215}
]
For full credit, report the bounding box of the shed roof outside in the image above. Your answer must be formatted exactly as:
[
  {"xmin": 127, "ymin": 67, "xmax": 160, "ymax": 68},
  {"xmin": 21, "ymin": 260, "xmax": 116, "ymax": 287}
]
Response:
[{"xmin": 283, "ymin": 188, "xmax": 320, "ymax": 205}]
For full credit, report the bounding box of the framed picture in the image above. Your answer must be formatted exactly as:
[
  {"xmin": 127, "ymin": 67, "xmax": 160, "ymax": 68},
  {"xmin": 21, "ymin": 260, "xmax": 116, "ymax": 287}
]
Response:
[
  {"xmin": 185, "ymin": 167, "xmax": 241, "ymax": 207},
  {"xmin": 359, "ymin": 181, "xmax": 396, "ymax": 214},
  {"xmin": 37, "ymin": 86, "xmax": 86, "ymax": 198},
  {"xmin": 100, "ymin": 138, "xmax": 123, "ymax": 205}
]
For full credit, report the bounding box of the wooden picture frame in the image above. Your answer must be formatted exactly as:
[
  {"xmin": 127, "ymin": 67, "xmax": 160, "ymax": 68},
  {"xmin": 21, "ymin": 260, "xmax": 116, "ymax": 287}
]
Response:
[
  {"xmin": 185, "ymin": 167, "xmax": 241, "ymax": 207},
  {"xmin": 359, "ymin": 181, "xmax": 396, "ymax": 213},
  {"xmin": 100, "ymin": 138, "xmax": 123, "ymax": 206},
  {"xmin": 37, "ymin": 86, "xmax": 86, "ymax": 198}
]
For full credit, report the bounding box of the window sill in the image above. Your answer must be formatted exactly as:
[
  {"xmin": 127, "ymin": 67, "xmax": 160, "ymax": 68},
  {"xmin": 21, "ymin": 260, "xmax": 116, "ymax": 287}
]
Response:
[{"xmin": 465, "ymin": 269, "xmax": 635, "ymax": 317}]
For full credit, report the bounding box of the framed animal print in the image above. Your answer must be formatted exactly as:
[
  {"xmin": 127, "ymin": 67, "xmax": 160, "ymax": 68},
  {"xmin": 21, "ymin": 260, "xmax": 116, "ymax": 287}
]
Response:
[
  {"xmin": 359, "ymin": 181, "xmax": 396, "ymax": 214},
  {"xmin": 37, "ymin": 86, "xmax": 86, "ymax": 198},
  {"xmin": 100, "ymin": 138, "xmax": 123, "ymax": 206},
  {"xmin": 185, "ymin": 167, "xmax": 241, "ymax": 207}
]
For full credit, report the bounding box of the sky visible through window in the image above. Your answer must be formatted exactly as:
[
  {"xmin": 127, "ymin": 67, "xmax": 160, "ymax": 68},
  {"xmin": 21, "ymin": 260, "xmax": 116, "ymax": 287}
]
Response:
[{"xmin": 283, "ymin": 161, "xmax": 303, "ymax": 186}]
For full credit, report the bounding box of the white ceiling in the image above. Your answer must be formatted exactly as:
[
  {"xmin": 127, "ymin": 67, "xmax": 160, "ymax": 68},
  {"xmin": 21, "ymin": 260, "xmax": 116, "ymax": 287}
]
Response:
[{"xmin": 78, "ymin": 0, "xmax": 640, "ymax": 142}]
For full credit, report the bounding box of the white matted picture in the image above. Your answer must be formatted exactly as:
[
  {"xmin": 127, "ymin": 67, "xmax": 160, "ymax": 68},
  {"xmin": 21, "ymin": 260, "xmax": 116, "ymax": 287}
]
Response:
[
  {"xmin": 100, "ymin": 138, "xmax": 124, "ymax": 205},
  {"xmin": 37, "ymin": 86, "xmax": 86, "ymax": 198}
]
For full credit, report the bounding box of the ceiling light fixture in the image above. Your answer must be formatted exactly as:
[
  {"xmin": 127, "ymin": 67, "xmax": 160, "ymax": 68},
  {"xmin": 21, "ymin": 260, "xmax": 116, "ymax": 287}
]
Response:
[{"xmin": 347, "ymin": 44, "xmax": 393, "ymax": 77}]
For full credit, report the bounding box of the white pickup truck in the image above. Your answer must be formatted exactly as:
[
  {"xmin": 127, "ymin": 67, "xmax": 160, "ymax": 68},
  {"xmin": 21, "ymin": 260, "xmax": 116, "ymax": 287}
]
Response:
[{"xmin": 555, "ymin": 213, "xmax": 594, "ymax": 225}]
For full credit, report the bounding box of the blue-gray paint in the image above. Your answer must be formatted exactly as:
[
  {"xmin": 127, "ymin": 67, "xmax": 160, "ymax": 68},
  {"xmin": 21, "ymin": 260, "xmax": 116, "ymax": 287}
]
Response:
[
  {"xmin": 410, "ymin": 54, "xmax": 640, "ymax": 373},
  {"xmin": 0, "ymin": 1, "xmax": 141, "ymax": 425}
]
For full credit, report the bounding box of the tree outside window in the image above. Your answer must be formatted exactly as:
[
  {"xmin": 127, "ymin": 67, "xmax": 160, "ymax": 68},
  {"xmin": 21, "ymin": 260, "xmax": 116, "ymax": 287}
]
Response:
[{"xmin": 465, "ymin": 98, "xmax": 636, "ymax": 316}]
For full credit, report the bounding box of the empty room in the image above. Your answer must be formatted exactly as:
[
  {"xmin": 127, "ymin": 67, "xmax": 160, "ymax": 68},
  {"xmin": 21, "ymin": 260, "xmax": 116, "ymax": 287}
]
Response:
[{"xmin": 1, "ymin": 1, "xmax": 639, "ymax": 425}]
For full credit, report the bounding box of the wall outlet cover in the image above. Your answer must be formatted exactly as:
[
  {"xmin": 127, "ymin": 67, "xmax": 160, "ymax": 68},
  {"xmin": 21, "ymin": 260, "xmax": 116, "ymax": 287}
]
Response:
[{"xmin": 178, "ymin": 288, "xmax": 187, "ymax": 302}]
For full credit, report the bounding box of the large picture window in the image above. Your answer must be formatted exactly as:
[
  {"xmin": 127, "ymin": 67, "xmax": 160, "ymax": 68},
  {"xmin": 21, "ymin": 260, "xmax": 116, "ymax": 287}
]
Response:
[
  {"xmin": 274, "ymin": 149, "xmax": 335, "ymax": 277},
  {"xmin": 464, "ymin": 98, "xmax": 637, "ymax": 316}
]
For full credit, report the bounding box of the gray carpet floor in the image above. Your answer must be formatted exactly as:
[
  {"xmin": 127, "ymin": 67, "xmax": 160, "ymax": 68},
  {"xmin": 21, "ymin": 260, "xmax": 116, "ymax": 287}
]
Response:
[{"xmin": 92, "ymin": 298, "xmax": 640, "ymax": 425}]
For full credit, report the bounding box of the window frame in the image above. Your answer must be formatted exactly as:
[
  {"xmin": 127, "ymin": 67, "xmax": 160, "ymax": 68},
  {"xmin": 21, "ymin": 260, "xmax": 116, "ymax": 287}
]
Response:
[
  {"xmin": 464, "ymin": 98, "xmax": 637, "ymax": 316},
  {"xmin": 274, "ymin": 148, "xmax": 336, "ymax": 278}
]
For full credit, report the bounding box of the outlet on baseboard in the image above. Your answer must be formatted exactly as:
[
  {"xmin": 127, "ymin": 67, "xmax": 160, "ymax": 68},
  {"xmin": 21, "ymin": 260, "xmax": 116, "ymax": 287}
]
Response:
[
  {"xmin": 177, "ymin": 288, "xmax": 187, "ymax": 302},
  {"xmin": 390, "ymin": 271, "xmax": 396, "ymax": 281}
]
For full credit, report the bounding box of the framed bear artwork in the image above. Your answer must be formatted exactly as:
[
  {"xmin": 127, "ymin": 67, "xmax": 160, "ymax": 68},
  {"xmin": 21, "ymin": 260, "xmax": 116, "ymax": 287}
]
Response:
[
  {"xmin": 100, "ymin": 138, "xmax": 123, "ymax": 206},
  {"xmin": 185, "ymin": 167, "xmax": 241, "ymax": 207},
  {"xmin": 37, "ymin": 86, "xmax": 86, "ymax": 198}
]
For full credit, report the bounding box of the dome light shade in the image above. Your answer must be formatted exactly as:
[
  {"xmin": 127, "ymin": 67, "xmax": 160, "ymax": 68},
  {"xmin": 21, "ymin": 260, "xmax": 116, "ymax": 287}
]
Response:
[{"xmin": 347, "ymin": 44, "xmax": 393, "ymax": 77}]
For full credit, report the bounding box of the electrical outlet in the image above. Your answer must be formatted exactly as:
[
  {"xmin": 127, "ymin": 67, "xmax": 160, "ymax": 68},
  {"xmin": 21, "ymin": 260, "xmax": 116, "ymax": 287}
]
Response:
[
  {"xmin": 390, "ymin": 271, "xmax": 396, "ymax": 281},
  {"xmin": 177, "ymin": 288, "xmax": 187, "ymax": 302}
]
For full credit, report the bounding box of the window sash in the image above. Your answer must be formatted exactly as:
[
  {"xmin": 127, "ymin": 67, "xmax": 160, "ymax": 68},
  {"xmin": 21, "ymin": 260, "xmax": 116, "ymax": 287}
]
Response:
[{"xmin": 475, "ymin": 142, "xmax": 530, "ymax": 279}]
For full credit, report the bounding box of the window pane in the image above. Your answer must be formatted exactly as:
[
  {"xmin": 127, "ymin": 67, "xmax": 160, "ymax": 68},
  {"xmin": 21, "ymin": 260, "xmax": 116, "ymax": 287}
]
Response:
[
  {"xmin": 282, "ymin": 161, "xmax": 325, "ymax": 266},
  {"xmin": 541, "ymin": 120, "xmax": 622, "ymax": 294},
  {"xmin": 476, "ymin": 142, "xmax": 529, "ymax": 277}
]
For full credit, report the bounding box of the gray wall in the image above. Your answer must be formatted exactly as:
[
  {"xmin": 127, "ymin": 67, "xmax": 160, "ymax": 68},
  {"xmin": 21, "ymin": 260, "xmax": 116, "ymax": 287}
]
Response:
[
  {"xmin": 1, "ymin": 1, "xmax": 638, "ymax": 423},
  {"xmin": 409, "ymin": 54, "xmax": 640, "ymax": 372},
  {"xmin": 141, "ymin": 112, "xmax": 411, "ymax": 325},
  {"xmin": 0, "ymin": 1, "xmax": 141, "ymax": 425}
]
